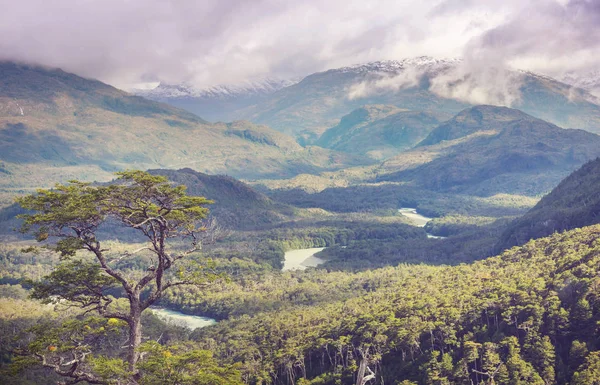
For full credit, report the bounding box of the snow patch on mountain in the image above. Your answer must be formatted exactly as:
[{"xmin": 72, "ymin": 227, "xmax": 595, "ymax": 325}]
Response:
[
  {"xmin": 333, "ymin": 56, "xmax": 461, "ymax": 75},
  {"xmin": 136, "ymin": 78, "xmax": 299, "ymax": 100},
  {"xmin": 344, "ymin": 57, "xmax": 596, "ymax": 107}
]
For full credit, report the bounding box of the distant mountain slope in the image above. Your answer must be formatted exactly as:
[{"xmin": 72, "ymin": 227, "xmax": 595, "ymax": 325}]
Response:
[
  {"xmin": 316, "ymin": 105, "xmax": 445, "ymax": 160},
  {"xmin": 237, "ymin": 58, "xmax": 467, "ymax": 142},
  {"xmin": 149, "ymin": 168, "xmax": 295, "ymax": 229},
  {"xmin": 376, "ymin": 106, "xmax": 600, "ymax": 196},
  {"xmin": 417, "ymin": 106, "xmax": 534, "ymax": 146},
  {"xmin": 496, "ymin": 157, "xmax": 600, "ymax": 250},
  {"xmin": 135, "ymin": 78, "xmax": 298, "ymax": 122},
  {"xmin": 0, "ymin": 62, "xmax": 370, "ymax": 205},
  {"xmin": 0, "ymin": 168, "xmax": 296, "ymax": 240},
  {"xmin": 236, "ymin": 57, "xmax": 600, "ymax": 142}
]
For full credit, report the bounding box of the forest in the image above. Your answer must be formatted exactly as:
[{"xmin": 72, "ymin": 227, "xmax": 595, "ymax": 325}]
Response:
[
  {"xmin": 4, "ymin": 224, "xmax": 600, "ymax": 384},
  {"xmin": 1, "ymin": 166, "xmax": 600, "ymax": 385}
]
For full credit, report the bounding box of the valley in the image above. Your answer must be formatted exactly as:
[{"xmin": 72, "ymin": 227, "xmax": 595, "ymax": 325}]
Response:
[{"xmin": 2, "ymin": 56, "xmax": 600, "ymax": 385}]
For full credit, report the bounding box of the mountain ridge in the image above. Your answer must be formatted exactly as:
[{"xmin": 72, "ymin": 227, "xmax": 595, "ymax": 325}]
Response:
[
  {"xmin": 235, "ymin": 57, "xmax": 600, "ymax": 141},
  {"xmin": 0, "ymin": 61, "xmax": 371, "ymax": 207},
  {"xmin": 317, "ymin": 104, "xmax": 445, "ymax": 160},
  {"xmin": 376, "ymin": 105, "xmax": 600, "ymax": 196}
]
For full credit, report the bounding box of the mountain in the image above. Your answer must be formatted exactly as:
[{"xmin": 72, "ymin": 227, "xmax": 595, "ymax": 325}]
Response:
[
  {"xmin": 417, "ymin": 106, "xmax": 535, "ymax": 146},
  {"xmin": 497, "ymin": 157, "xmax": 600, "ymax": 250},
  {"xmin": 376, "ymin": 105, "xmax": 600, "ymax": 196},
  {"xmin": 316, "ymin": 105, "xmax": 446, "ymax": 160},
  {"xmin": 0, "ymin": 62, "xmax": 370, "ymax": 206},
  {"xmin": 134, "ymin": 78, "xmax": 298, "ymax": 122},
  {"xmin": 149, "ymin": 168, "xmax": 295, "ymax": 229},
  {"xmin": 235, "ymin": 57, "xmax": 600, "ymax": 142},
  {"xmin": 0, "ymin": 168, "xmax": 296, "ymax": 240},
  {"xmin": 237, "ymin": 57, "xmax": 466, "ymax": 143}
]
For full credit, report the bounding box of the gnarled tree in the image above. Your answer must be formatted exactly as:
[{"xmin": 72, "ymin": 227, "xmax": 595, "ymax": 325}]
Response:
[{"xmin": 16, "ymin": 170, "xmax": 220, "ymax": 384}]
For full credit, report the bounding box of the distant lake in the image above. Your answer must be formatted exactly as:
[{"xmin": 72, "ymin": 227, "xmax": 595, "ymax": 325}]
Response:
[
  {"xmin": 282, "ymin": 247, "xmax": 326, "ymax": 271},
  {"xmin": 151, "ymin": 307, "xmax": 216, "ymax": 329}
]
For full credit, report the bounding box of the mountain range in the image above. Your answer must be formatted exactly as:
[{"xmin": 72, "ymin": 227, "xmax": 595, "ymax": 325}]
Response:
[
  {"xmin": 6, "ymin": 46, "xmax": 600, "ymax": 385},
  {"xmin": 135, "ymin": 77, "xmax": 298, "ymax": 122},
  {"xmin": 375, "ymin": 105, "xmax": 600, "ymax": 195},
  {"xmin": 137, "ymin": 57, "xmax": 600, "ymax": 144},
  {"xmin": 0, "ymin": 61, "xmax": 369, "ymax": 206}
]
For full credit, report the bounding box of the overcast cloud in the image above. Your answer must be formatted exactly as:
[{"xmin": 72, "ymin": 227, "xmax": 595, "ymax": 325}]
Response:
[{"xmin": 0, "ymin": 0, "xmax": 597, "ymax": 90}]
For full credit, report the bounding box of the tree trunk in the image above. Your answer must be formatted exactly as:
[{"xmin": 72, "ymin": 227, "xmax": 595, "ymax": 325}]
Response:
[
  {"xmin": 356, "ymin": 349, "xmax": 376, "ymax": 385},
  {"xmin": 128, "ymin": 297, "xmax": 143, "ymax": 384}
]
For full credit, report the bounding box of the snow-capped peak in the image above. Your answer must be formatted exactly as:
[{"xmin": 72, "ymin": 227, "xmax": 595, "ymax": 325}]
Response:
[
  {"xmin": 332, "ymin": 56, "xmax": 462, "ymax": 75},
  {"xmin": 135, "ymin": 77, "xmax": 299, "ymax": 100}
]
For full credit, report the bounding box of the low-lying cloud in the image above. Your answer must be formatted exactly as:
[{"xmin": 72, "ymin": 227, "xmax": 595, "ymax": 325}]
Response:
[
  {"xmin": 347, "ymin": 57, "xmax": 524, "ymax": 107},
  {"xmin": 0, "ymin": 0, "xmax": 597, "ymax": 91},
  {"xmin": 347, "ymin": 0, "xmax": 600, "ymax": 106}
]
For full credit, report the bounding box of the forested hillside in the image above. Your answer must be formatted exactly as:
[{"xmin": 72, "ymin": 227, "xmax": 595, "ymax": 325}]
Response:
[
  {"xmin": 497, "ymin": 157, "xmax": 600, "ymax": 250},
  {"xmin": 191, "ymin": 225, "xmax": 600, "ymax": 384},
  {"xmin": 148, "ymin": 168, "xmax": 296, "ymax": 230},
  {"xmin": 5, "ymin": 225, "xmax": 600, "ymax": 384},
  {"xmin": 316, "ymin": 105, "xmax": 444, "ymax": 160}
]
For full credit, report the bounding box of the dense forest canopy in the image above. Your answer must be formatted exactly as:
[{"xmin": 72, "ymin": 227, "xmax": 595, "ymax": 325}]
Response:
[{"xmin": 4, "ymin": 223, "xmax": 600, "ymax": 384}]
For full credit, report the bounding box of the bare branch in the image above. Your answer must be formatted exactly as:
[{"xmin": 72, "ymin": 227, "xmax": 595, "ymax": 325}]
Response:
[{"xmin": 35, "ymin": 352, "xmax": 106, "ymax": 385}]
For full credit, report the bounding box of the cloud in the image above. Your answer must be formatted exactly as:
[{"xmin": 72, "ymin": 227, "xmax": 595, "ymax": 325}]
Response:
[
  {"xmin": 0, "ymin": 0, "xmax": 511, "ymax": 89},
  {"xmin": 428, "ymin": 64, "xmax": 524, "ymax": 106},
  {"xmin": 345, "ymin": 54, "xmax": 525, "ymax": 107},
  {"xmin": 345, "ymin": 0, "xmax": 600, "ymax": 106},
  {"xmin": 347, "ymin": 65, "xmax": 425, "ymax": 100},
  {"xmin": 0, "ymin": 0, "xmax": 597, "ymax": 91},
  {"xmin": 472, "ymin": 0, "xmax": 600, "ymax": 77}
]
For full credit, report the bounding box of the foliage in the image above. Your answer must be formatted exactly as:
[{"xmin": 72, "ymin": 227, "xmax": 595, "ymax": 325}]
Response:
[
  {"xmin": 137, "ymin": 342, "xmax": 243, "ymax": 385},
  {"xmin": 10, "ymin": 170, "xmax": 232, "ymax": 385},
  {"xmin": 183, "ymin": 224, "xmax": 600, "ymax": 384}
]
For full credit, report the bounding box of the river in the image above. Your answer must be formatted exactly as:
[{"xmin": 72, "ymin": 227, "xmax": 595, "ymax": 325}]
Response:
[
  {"xmin": 151, "ymin": 307, "xmax": 217, "ymax": 330},
  {"xmin": 151, "ymin": 248, "xmax": 327, "ymax": 325},
  {"xmin": 398, "ymin": 208, "xmax": 446, "ymax": 239},
  {"xmin": 153, "ymin": 211, "xmax": 438, "ymax": 326},
  {"xmin": 282, "ymin": 247, "xmax": 326, "ymax": 271}
]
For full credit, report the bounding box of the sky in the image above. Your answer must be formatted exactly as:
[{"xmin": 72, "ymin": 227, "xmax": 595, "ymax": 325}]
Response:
[{"xmin": 0, "ymin": 0, "xmax": 598, "ymax": 90}]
